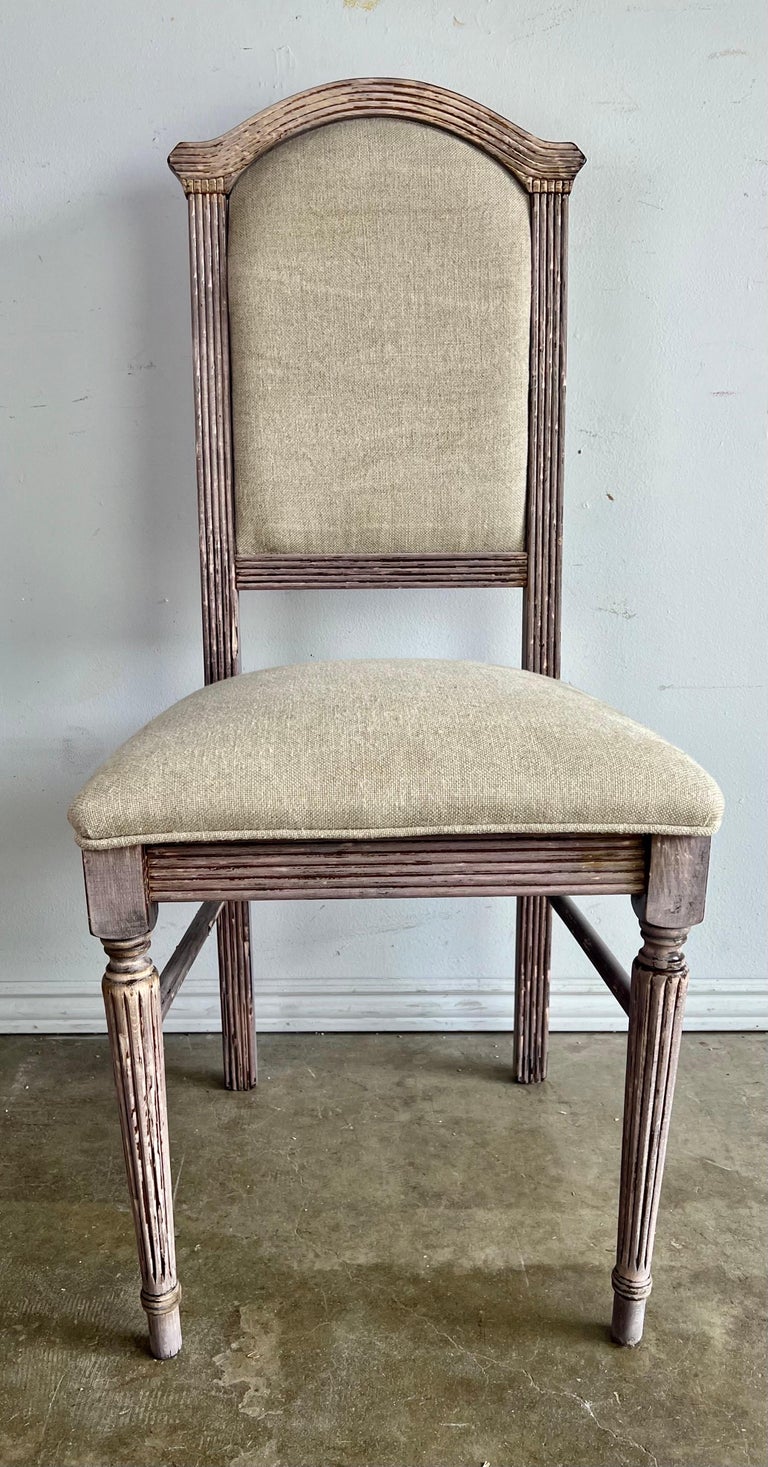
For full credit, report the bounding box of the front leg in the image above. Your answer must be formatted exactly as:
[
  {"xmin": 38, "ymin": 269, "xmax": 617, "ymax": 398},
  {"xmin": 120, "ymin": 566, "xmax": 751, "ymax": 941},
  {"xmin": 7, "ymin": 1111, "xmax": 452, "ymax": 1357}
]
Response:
[
  {"xmin": 611, "ymin": 911, "xmax": 689, "ymax": 1344},
  {"xmin": 611, "ymin": 836, "xmax": 710, "ymax": 1345},
  {"xmin": 102, "ymin": 934, "xmax": 181, "ymax": 1358}
]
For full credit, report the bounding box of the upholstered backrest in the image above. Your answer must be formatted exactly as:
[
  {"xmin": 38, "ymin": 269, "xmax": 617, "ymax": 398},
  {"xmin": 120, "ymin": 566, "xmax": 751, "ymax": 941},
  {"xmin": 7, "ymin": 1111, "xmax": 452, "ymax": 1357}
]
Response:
[
  {"xmin": 169, "ymin": 79, "xmax": 585, "ymax": 677},
  {"xmin": 227, "ymin": 118, "xmax": 532, "ymax": 556}
]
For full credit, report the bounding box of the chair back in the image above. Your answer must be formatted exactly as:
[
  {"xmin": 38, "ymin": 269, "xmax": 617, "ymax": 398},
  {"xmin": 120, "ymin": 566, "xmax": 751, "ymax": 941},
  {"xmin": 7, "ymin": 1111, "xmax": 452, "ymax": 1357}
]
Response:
[{"xmin": 168, "ymin": 79, "xmax": 585, "ymax": 682}]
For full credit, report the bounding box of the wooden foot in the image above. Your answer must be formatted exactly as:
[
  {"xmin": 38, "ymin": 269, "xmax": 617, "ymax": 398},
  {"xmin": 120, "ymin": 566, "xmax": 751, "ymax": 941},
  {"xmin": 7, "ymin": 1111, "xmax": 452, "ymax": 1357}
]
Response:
[
  {"xmin": 611, "ymin": 1292, "xmax": 646, "ymax": 1347},
  {"xmin": 513, "ymin": 895, "xmax": 551, "ymax": 1082},
  {"xmin": 611, "ymin": 910, "xmax": 689, "ymax": 1346},
  {"xmin": 102, "ymin": 934, "xmax": 181, "ymax": 1359},
  {"xmin": 217, "ymin": 901, "xmax": 257, "ymax": 1090},
  {"xmin": 143, "ymin": 1286, "xmax": 183, "ymax": 1359}
]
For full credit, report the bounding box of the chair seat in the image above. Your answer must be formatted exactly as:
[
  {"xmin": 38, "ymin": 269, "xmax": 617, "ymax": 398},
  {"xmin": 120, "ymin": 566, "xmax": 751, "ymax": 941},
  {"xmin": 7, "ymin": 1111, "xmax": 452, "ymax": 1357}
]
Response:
[{"xmin": 68, "ymin": 659, "xmax": 723, "ymax": 849}]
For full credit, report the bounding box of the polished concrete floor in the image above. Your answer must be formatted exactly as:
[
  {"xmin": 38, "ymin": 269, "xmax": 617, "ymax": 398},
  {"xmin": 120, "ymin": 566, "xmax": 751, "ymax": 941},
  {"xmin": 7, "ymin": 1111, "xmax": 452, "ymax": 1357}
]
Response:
[{"xmin": 1, "ymin": 1031, "xmax": 765, "ymax": 1467}]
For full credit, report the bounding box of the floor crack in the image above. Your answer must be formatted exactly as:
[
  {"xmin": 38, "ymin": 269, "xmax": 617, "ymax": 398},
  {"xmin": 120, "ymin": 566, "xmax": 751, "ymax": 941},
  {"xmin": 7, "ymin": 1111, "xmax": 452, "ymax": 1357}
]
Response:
[{"xmin": 522, "ymin": 1370, "xmax": 659, "ymax": 1466}]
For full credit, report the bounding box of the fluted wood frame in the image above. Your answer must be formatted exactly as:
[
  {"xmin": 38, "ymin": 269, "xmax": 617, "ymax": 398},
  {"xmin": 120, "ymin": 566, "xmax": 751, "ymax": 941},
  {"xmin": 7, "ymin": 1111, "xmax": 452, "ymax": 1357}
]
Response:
[
  {"xmin": 187, "ymin": 185, "xmax": 256, "ymax": 1088},
  {"xmin": 101, "ymin": 933, "xmax": 181, "ymax": 1359},
  {"xmin": 234, "ymin": 552, "xmax": 529, "ymax": 590},
  {"xmin": 170, "ymin": 79, "xmax": 585, "ymax": 1088},
  {"xmin": 145, "ymin": 835, "xmax": 647, "ymax": 903},
  {"xmin": 168, "ymin": 77, "xmax": 584, "ymax": 600},
  {"xmin": 78, "ymin": 83, "xmax": 716, "ymax": 1357},
  {"xmin": 611, "ymin": 908, "xmax": 690, "ymax": 1345},
  {"xmin": 83, "ymin": 829, "xmax": 710, "ymax": 1357},
  {"xmin": 168, "ymin": 76, "xmax": 585, "ymax": 193},
  {"xmin": 514, "ymin": 184, "xmax": 571, "ymax": 1081}
]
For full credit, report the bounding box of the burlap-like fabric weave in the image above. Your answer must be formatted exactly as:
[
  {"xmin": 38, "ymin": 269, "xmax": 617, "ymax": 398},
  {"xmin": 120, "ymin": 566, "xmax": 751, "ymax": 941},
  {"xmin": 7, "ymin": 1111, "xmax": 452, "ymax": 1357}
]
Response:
[
  {"xmin": 69, "ymin": 660, "xmax": 723, "ymax": 849},
  {"xmin": 228, "ymin": 119, "xmax": 531, "ymax": 555}
]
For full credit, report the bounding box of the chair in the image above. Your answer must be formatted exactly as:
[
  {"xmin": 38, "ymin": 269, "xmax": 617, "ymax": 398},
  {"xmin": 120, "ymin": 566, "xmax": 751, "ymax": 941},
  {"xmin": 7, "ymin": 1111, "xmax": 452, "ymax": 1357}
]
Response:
[{"xmin": 68, "ymin": 79, "xmax": 723, "ymax": 1360}]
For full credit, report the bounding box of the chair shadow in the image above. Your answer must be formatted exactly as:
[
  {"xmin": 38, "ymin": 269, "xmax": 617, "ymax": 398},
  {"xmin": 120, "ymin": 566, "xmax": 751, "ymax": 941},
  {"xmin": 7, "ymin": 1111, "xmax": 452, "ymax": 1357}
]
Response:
[
  {"xmin": 11, "ymin": 1269, "xmax": 614, "ymax": 1361},
  {"xmin": 412, "ymin": 1053, "xmax": 519, "ymax": 1084},
  {"xmin": 163, "ymin": 1038, "xmax": 518, "ymax": 1092}
]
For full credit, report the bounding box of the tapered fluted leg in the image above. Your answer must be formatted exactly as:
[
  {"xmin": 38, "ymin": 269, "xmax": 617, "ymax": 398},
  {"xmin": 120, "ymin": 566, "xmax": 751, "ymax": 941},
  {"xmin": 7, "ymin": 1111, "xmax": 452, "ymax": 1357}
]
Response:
[
  {"xmin": 217, "ymin": 900, "xmax": 257, "ymax": 1090},
  {"xmin": 513, "ymin": 895, "xmax": 552, "ymax": 1082},
  {"xmin": 611, "ymin": 915, "xmax": 690, "ymax": 1345},
  {"xmin": 102, "ymin": 934, "xmax": 181, "ymax": 1359}
]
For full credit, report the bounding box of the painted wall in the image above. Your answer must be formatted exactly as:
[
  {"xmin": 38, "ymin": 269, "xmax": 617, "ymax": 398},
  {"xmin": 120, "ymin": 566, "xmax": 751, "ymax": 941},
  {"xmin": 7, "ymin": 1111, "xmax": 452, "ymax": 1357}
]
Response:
[{"xmin": 2, "ymin": 0, "xmax": 765, "ymax": 1033}]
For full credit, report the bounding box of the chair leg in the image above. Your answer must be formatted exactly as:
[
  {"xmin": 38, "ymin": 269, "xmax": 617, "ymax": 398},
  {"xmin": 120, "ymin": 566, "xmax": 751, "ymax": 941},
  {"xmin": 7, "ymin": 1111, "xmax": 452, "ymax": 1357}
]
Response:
[
  {"xmin": 611, "ymin": 908, "xmax": 689, "ymax": 1345},
  {"xmin": 102, "ymin": 933, "xmax": 181, "ymax": 1359},
  {"xmin": 513, "ymin": 894, "xmax": 551, "ymax": 1082},
  {"xmin": 217, "ymin": 900, "xmax": 257, "ymax": 1090}
]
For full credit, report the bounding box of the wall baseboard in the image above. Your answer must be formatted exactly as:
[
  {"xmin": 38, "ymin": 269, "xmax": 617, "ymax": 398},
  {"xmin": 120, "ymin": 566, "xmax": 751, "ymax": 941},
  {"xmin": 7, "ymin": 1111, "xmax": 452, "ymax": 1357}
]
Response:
[{"xmin": 1, "ymin": 976, "xmax": 765, "ymax": 1034}]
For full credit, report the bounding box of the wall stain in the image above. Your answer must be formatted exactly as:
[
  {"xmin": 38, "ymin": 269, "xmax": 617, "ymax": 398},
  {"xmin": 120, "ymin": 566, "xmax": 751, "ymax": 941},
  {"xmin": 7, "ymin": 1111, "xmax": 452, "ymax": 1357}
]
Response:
[{"xmin": 597, "ymin": 602, "xmax": 637, "ymax": 621}]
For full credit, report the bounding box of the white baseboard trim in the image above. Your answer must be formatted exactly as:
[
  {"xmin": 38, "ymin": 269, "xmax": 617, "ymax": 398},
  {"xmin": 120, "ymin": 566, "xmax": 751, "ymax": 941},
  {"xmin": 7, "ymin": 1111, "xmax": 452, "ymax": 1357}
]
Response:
[{"xmin": 1, "ymin": 976, "xmax": 765, "ymax": 1034}]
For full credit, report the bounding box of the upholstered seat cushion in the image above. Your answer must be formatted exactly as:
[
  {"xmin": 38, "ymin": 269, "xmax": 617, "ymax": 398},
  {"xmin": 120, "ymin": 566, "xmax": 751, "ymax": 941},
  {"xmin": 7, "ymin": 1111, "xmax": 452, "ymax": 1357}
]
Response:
[{"xmin": 68, "ymin": 660, "xmax": 723, "ymax": 849}]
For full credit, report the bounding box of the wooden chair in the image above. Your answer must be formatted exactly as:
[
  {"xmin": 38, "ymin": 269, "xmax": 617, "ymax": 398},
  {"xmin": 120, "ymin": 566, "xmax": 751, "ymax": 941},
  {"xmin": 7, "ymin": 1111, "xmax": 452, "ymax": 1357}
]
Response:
[{"xmin": 68, "ymin": 79, "xmax": 723, "ymax": 1359}]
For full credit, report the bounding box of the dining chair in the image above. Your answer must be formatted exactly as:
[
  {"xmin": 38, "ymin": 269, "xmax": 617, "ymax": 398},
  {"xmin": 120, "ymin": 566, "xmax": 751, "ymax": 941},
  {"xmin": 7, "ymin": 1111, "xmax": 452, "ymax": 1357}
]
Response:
[{"xmin": 68, "ymin": 78, "xmax": 723, "ymax": 1359}]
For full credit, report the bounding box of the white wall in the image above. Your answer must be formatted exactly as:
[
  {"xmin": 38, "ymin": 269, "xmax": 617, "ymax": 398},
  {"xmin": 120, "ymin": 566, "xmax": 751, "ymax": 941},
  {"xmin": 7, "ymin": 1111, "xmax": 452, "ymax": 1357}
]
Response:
[{"xmin": 1, "ymin": 0, "xmax": 766, "ymax": 1034}]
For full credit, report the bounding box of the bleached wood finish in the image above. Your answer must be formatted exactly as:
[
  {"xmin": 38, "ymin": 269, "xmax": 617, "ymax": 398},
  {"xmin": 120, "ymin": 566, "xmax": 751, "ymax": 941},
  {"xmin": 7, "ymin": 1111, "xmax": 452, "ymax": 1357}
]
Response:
[
  {"xmin": 145, "ymin": 835, "xmax": 647, "ymax": 903},
  {"xmin": 75, "ymin": 82, "xmax": 718, "ymax": 1355},
  {"xmin": 611, "ymin": 912, "xmax": 690, "ymax": 1346},
  {"xmin": 168, "ymin": 76, "xmax": 585, "ymax": 196},
  {"xmin": 514, "ymin": 180, "xmax": 571, "ymax": 1083},
  {"xmin": 523, "ymin": 187, "xmax": 569, "ymax": 681},
  {"xmin": 187, "ymin": 176, "xmax": 256, "ymax": 1090},
  {"xmin": 235, "ymin": 552, "xmax": 528, "ymax": 590},
  {"xmin": 609, "ymin": 836, "xmax": 709, "ymax": 1345},
  {"xmin": 82, "ymin": 846, "xmax": 156, "ymax": 940},
  {"xmin": 217, "ymin": 899, "xmax": 257, "ymax": 1090},
  {"xmin": 188, "ymin": 187, "xmax": 239, "ymax": 685},
  {"xmin": 172, "ymin": 79, "xmax": 584, "ymax": 1089},
  {"xmin": 101, "ymin": 933, "xmax": 181, "ymax": 1358},
  {"xmin": 513, "ymin": 895, "xmax": 552, "ymax": 1082},
  {"xmin": 645, "ymin": 834, "xmax": 711, "ymax": 928}
]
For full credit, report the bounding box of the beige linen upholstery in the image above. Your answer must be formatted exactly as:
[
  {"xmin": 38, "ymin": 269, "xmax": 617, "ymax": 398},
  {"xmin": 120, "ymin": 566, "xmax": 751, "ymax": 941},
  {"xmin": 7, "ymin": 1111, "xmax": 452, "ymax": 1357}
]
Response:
[
  {"xmin": 228, "ymin": 119, "xmax": 531, "ymax": 555},
  {"xmin": 68, "ymin": 660, "xmax": 723, "ymax": 849}
]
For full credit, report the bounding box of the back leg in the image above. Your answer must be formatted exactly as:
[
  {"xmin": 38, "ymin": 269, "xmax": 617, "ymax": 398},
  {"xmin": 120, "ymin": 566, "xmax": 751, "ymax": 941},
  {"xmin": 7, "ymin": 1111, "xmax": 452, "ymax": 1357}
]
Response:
[
  {"xmin": 514, "ymin": 894, "xmax": 551, "ymax": 1082},
  {"xmin": 217, "ymin": 900, "xmax": 257, "ymax": 1090}
]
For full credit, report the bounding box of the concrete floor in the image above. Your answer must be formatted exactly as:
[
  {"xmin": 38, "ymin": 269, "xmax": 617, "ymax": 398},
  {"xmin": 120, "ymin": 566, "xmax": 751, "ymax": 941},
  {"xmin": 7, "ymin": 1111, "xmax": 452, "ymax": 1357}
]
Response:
[{"xmin": 0, "ymin": 1033, "xmax": 765, "ymax": 1467}]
